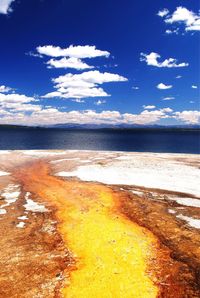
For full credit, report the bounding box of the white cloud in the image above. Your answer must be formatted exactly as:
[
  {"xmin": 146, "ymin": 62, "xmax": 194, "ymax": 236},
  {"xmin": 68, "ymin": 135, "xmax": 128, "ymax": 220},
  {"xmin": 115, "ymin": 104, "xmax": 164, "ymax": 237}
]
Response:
[
  {"xmin": 157, "ymin": 8, "xmax": 169, "ymax": 18},
  {"xmin": 165, "ymin": 7, "xmax": 195, "ymax": 25},
  {"xmin": 34, "ymin": 44, "xmax": 127, "ymax": 99},
  {"xmin": 132, "ymin": 86, "xmax": 139, "ymax": 90},
  {"xmin": 0, "ymin": 109, "xmax": 11, "ymax": 116},
  {"xmin": 1, "ymin": 85, "xmax": 197, "ymax": 126},
  {"xmin": 0, "ymin": 0, "xmax": 15, "ymax": 14},
  {"xmin": 142, "ymin": 105, "xmax": 156, "ymax": 110},
  {"xmin": 36, "ymin": 45, "xmax": 110, "ymax": 59},
  {"xmin": 162, "ymin": 97, "xmax": 175, "ymax": 101},
  {"xmin": 43, "ymin": 88, "xmax": 109, "ymax": 99},
  {"xmin": 53, "ymin": 70, "xmax": 127, "ymax": 87},
  {"xmin": 157, "ymin": 83, "xmax": 172, "ymax": 90},
  {"xmin": 2, "ymin": 103, "xmax": 41, "ymax": 112},
  {"xmin": 176, "ymin": 75, "xmax": 182, "ymax": 79},
  {"xmin": 192, "ymin": 85, "xmax": 198, "ymax": 89},
  {"xmin": 0, "ymin": 92, "xmax": 198, "ymax": 126},
  {"xmin": 124, "ymin": 109, "xmax": 169, "ymax": 125},
  {"xmin": 166, "ymin": 7, "xmax": 200, "ymax": 30},
  {"xmin": 43, "ymin": 70, "xmax": 128, "ymax": 99},
  {"xmin": 71, "ymin": 99, "xmax": 85, "ymax": 103},
  {"xmin": 160, "ymin": 107, "xmax": 173, "ymax": 113},
  {"xmin": 27, "ymin": 51, "xmax": 43, "ymax": 58},
  {"xmin": 103, "ymin": 63, "xmax": 118, "ymax": 68},
  {"xmin": 140, "ymin": 52, "xmax": 189, "ymax": 68},
  {"xmin": 94, "ymin": 100, "xmax": 106, "ymax": 106},
  {"xmin": 0, "ymin": 91, "xmax": 42, "ymax": 115},
  {"xmin": 46, "ymin": 57, "xmax": 94, "ymax": 70},
  {"xmin": 165, "ymin": 29, "xmax": 179, "ymax": 35},
  {"xmin": 0, "ymin": 89, "xmax": 172, "ymax": 126},
  {"xmin": 9, "ymin": 104, "xmax": 42, "ymax": 112},
  {"xmin": 186, "ymin": 20, "xmax": 200, "ymax": 32},
  {"xmin": 159, "ymin": 6, "xmax": 200, "ymax": 32},
  {"xmin": 0, "ymin": 92, "xmax": 35, "ymax": 104},
  {"xmin": 0, "ymin": 85, "xmax": 13, "ymax": 93},
  {"xmin": 0, "ymin": 108, "xmax": 172, "ymax": 126},
  {"xmin": 174, "ymin": 111, "xmax": 200, "ymax": 124}
]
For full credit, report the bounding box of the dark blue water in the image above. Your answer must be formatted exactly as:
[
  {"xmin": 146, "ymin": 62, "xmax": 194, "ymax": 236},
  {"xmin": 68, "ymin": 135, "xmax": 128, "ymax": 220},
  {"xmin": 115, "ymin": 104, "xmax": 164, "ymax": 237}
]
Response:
[{"xmin": 0, "ymin": 127, "xmax": 199, "ymax": 154}]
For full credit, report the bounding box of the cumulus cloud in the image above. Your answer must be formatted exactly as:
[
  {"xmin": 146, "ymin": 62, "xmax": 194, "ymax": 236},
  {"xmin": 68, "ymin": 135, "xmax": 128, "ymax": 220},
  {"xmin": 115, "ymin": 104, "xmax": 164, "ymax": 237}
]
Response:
[
  {"xmin": 0, "ymin": 107, "xmax": 173, "ymax": 126},
  {"xmin": 0, "ymin": 85, "xmax": 13, "ymax": 93},
  {"xmin": 132, "ymin": 86, "xmax": 139, "ymax": 90},
  {"xmin": 27, "ymin": 51, "xmax": 43, "ymax": 58},
  {"xmin": 2, "ymin": 107, "xmax": 199, "ymax": 125},
  {"xmin": 44, "ymin": 87, "xmax": 109, "ymax": 99},
  {"xmin": 157, "ymin": 8, "xmax": 169, "ymax": 18},
  {"xmin": 46, "ymin": 57, "xmax": 94, "ymax": 70},
  {"xmin": 4, "ymin": 103, "xmax": 40, "ymax": 112},
  {"xmin": 33, "ymin": 44, "xmax": 111, "ymax": 70},
  {"xmin": 162, "ymin": 96, "xmax": 175, "ymax": 101},
  {"xmin": 94, "ymin": 100, "xmax": 106, "ymax": 105},
  {"xmin": 71, "ymin": 99, "xmax": 85, "ymax": 103},
  {"xmin": 0, "ymin": 91, "xmax": 42, "ymax": 115},
  {"xmin": 43, "ymin": 70, "xmax": 128, "ymax": 99},
  {"xmin": 192, "ymin": 85, "xmax": 198, "ymax": 89},
  {"xmin": 0, "ymin": 92, "xmax": 35, "ymax": 104},
  {"xmin": 0, "ymin": 91, "xmax": 198, "ymax": 126},
  {"xmin": 0, "ymin": 108, "xmax": 118, "ymax": 125},
  {"xmin": 160, "ymin": 107, "xmax": 173, "ymax": 113},
  {"xmin": 157, "ymin": 83, "xmax": 172, "ymax": 90},
  {"xmin": 53, "ymin": 71, "xmax": 127, "ymax": 87},
  {"xmin": 0, "ymin": 89, "xmax": 174, "ymax": 126},
  {"xmin": 158, "ymin": 6, "xmax": 200, "ymax": 32},
  {"xmin": 174, "ymin": 111, "xmax": 200, "ymax": 124},
  {"xmin": 0, "ymin": 0, "xmax": 15, "ymax": 14},
  {"xmin": 0, "ymin": 109, "xmax": 11, "ymax": 116},
  {"xmin": 124, "ymin": 109, "xmax": 169, "ymax": 125},
  {"xmin": 36, "ymin": 45, "xmax": 110, "ymax": 59},
  {"xmin": 32, "ymin": 44, "xmax": 127, "ymax": 96},
  {"xmin": 176, "ymin": 75, "xmax": 182, "ymax": 79},
  {"xmin": 142, "ymin": 105, "xmax": 156, "ymax": 109},
  {"xmin": 165, "ymin": 29, "xmax": 179, "ymax": 35},
  {"xmin": 140, "ymin": 52, "xmax": 189, "ymax": 68}
]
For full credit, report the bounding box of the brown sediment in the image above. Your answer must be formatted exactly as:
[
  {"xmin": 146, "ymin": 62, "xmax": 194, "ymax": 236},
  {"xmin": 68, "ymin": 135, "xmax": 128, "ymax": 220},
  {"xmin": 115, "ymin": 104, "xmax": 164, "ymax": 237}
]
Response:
[
  {"xmin": 116, "ymin": 187, "xmax": 200, "ymax": 297},
  {"xmin": 9, "ymin": 160, "xmax": 199, "ymax": 297},
  {"xmin": 0, "ymin": 183, "xmax": 74, "ymax": 298}
]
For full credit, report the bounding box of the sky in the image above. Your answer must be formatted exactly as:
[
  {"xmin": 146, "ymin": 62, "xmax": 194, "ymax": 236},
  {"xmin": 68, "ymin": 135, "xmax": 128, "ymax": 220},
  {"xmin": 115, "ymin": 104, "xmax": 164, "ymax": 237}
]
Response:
[{"xmin": 0, "ymin": 0, "xmax": 199, "ymax": 126}]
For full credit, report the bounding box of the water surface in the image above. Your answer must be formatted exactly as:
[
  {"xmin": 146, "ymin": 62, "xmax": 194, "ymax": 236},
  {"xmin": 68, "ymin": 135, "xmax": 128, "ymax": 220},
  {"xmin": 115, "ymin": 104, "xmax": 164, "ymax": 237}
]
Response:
[{"xmin": 0, "ymin": 127, "xmax": 199, "ymax": 154}]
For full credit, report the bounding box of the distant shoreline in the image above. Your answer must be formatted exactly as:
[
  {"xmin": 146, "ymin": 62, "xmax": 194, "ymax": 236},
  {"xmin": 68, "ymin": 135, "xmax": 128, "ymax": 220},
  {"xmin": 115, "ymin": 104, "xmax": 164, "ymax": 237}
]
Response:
[{"xmin": 0, "ymin": 124, "xmax": 200, "ymax": 132}]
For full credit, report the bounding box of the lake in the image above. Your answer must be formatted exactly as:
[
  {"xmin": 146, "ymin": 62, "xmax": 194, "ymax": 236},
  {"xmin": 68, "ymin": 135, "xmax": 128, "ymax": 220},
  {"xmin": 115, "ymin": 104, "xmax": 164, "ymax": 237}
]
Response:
[{"xmin": 0, "ymin": 127, "xmax": 199, "ymax": 154}]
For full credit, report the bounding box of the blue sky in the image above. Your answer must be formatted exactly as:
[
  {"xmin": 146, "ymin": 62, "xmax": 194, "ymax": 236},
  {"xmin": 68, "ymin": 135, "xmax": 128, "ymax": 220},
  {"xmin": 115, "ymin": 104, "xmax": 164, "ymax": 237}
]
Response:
[{"xmin": 0, "ymin": 0, "xmax": 199, "ymax": 125}]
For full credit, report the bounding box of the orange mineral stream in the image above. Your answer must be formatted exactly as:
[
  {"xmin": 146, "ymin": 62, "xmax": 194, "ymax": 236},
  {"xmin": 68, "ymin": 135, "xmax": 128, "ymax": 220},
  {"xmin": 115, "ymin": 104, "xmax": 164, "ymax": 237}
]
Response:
[{"xmin": 16, "ymin": 161, "xmax": 159, "ymax": 298}]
